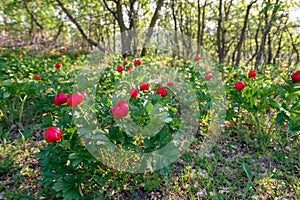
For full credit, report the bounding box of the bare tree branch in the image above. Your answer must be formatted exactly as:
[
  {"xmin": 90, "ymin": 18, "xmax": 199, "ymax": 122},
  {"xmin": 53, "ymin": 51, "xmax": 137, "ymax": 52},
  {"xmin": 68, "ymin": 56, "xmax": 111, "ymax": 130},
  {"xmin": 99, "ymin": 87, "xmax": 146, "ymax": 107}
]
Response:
[
  {"xmin": 55, "ymin": 0, "xmax": 105, "ymax": 51},
  {"xmin": 103, "ymin": 0, "xmax": 119, "ymax": 22},
  {"xmin": 23, "ymin": 0, "xmax": 43, "ymax": 30},
  {"xmin": 141, "ymin": 0, "xmax": 165, "ymax": 56}
]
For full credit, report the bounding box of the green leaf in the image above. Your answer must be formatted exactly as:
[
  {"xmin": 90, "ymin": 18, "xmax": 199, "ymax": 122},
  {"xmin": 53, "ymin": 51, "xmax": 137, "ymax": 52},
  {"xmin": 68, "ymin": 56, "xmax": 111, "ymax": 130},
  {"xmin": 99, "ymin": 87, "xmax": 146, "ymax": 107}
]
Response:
[
  {"xmin": 145, "ymin": 102, "xmax": 153, "ymax": 113},
  {"xmin": 63, "ymin": 187, "xmax": 81, "ymax": 200},
  {"xmin": 94, "ymin": 175, "xmax": 109, "ymax": 186},
  {"xmin": 276, "ymin": 112, "xmax": 288, "ymax": 125},
  {"xmin": 52, "ymin": 178, "xmax": 73, "ymax": 192},
  {"xmin": 242, "ymin": 162, "xmax": 253, "ymax": 181},
  {"xmin": 167, "ymin": 106, "xmax": 178, "ymax": 113},
  {"xmin": 3, "ymin": 92, "xmax": 10, "ymax": 99}
]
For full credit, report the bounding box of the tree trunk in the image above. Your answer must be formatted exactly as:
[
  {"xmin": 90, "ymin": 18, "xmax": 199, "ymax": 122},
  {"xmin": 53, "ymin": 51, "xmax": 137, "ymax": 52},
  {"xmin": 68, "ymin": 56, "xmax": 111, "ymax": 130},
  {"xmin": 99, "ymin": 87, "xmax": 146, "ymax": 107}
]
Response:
[
  {"xmin": 129, "ymin": 0, "xmax": 138, "ymax": 54},
  {"xmin": 103, "ymin": 0, "xmax": 130, "ymax": 56},
  {"xmin": 247, "ymin": 19, "xmax": 260, "ymax": 64},
  {"xmin": 235, "ymin": 0, "xmax": 257, "ymax": 68},
  {"xmin": 200, "ymin": 0, "xmax": 208, "ymax": 46},
  {"xmin": 116, "ymin": 0, "xmax": 131, "ymax": 57},
  {"xmin": 171, "ymin": 0, "xmax": 179, "ymax": 57},
  {"xmin": 179, "ymin": 6, "xmax": 188, "ymax": 57},
  {"xmin": 266, "ymin": 32, "xmax": 272, "ymax": 64},
  {"xmin": 221, "ymin": 0, "xmax": 233, "ymax": 63},
  {"xmin": 273, "ymin": 32, "xmax": 282, "ymax": 65},
  {"xmin": 140, "ymin": 0, "xmax": 164, "ymax": 56},
  {"xmin": 286, "ymin": 28, "xmax": 300, "ymax": 64},
  {"xmin": 217, "ymin": 0, "xmax": 223, "ymax": 64},
  {"xmin": 113, "ymin": 19, "xmax": 116, "ymax": 52},
  {"xmin": 197, "ymin": 0, "xmax": 201, "ymax": 53},
  {"xmin": 254, "ymin": 0, "xmax": 280, "ymax": 69}
]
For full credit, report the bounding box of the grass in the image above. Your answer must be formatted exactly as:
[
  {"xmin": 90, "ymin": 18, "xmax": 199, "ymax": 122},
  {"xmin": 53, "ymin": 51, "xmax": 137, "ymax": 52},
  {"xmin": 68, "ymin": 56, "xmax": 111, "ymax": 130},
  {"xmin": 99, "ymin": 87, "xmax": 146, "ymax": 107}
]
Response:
[
  {"xmin": 0, "ymin": 137, "xmax": 46, "ymax": 199},
  {"xmin": 1, "ymin": 124, "xmax": 298, "ymax": 199}
]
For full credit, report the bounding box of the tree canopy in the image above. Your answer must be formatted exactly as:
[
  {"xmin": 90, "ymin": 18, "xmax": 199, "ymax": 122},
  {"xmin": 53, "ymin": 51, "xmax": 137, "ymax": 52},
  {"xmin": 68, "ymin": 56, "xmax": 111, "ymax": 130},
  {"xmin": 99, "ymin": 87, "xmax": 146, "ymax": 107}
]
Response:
[{"xmin": 0, "ymin": 0, "xmax": 299, "ymax": 67}]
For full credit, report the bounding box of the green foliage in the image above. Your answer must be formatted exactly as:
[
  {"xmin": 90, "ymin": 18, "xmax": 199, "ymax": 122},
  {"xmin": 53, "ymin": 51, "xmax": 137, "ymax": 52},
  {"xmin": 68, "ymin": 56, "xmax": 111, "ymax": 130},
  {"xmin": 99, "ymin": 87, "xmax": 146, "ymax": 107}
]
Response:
[{"xmin": 0, "ymin": 49, "xmax": 299, "ymax": 199}]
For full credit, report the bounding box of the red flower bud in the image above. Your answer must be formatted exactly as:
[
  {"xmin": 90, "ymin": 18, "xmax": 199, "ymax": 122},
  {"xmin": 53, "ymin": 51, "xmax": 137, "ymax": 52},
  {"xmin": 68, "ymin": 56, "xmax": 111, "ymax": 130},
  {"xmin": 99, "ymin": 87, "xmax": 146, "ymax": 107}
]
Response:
[
  {"xmin": 139, "ymin": 82, "xmax": 149, "ymax": 91},
  {"xmin": 67, "ymin": 93, "xmax": 83, "ymax": 107},
  {"xmin": 235, "ymin": 81, "xmax": 246, "ymax": 91},
  {"xmin": 291, "ymin": 70, "xmax": 300, "ymax": 82},
  {"xmin": 133, "ymin": 59, "xmax": 141, "ymax": 65},
  {"xmin": 45, "ymin": 126, "xmax": 62, "ymax": 143},
  {"xmin": 79, "ymin": 91, "xmax": 87, "ymax": 98},
  {"xmin": 156, "ymin": 87, "xmax": 167, "ymax": 97},
  {"xmin": 110, "ymin": 100, "xmax": 129, "ymax": 119},
  {"xmin": 205, "ymin": 73, "xmax": 213, "ymax": 80},
  {"xmin": 128, "ymin": 68, "xmax": 134, "ymax": 73},
  {"xmin": 248, "ymin": 70, "xmax": 257, "ymax": 78},
  {"xmin": 167, "ymin": 82, "xmax": 173, "ymax": 86},
  {"xmin": 34, "ymin": 75, "xmax": 41, "ymax": 80},
  {"xmin": 53, "ymin": 93, "xmax": 68, "ymax": 105},
  {"xmin": 129, "ymin": 88, "xmax": 138, "ymax": 98},
  {"xmin": 117, "ymin": 65, "xmax": 125, "ymax": 72},
  {"xmin": 194, "ymin": 55, "xmax": 201, "ymax": 61},
  {"xmin": 55, "ymin": 62, "xmax": 62, "ymax": 68}
]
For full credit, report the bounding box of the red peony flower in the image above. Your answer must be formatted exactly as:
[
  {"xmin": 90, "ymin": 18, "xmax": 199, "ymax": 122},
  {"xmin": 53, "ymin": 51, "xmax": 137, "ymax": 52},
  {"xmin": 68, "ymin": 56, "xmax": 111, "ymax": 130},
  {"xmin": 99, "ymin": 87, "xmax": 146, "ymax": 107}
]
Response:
[
  {"xmin": 79, "ymin": 91, "xmax": 87, "ymax": 98},
  {"xmin": 110, "ymin": 100, "xmax": 129, "ymax": 119},
  {"xmin": 18, "ymin": 54, "xmax": 22, "ymax": 59},
  {"xmin": 53, "ymin": 92, "xmax": 68, "ymax": 105},
  {"xmin": 139, "ymin": 82, "xmax": 149, "ymax": 91},
  {"xmin": 117, "ymin": 65, "xmax": 125, "ymax": 72},
  {"xmin": 235, "ymin": 81, "xmax": 246, "ymax": 91},
  {"xmin": 248, "ymin": 70, "xmax": 257, "ymax": 78},
  {"xmin": 133, "ymin": 59, "xmax": 141, "ymax": 65},
  {"xmin": 128, "ymin": 68, "xmax": 134, "ymax": 73},
  {"xmin": 45, "ymin": 126, "xmax": 62, "ymax": 143},
  {"xmin": 75, "ymin": 53, "xmax": 79, "ymax": 58},
  {"xmin": 171, "ymin": 63, "xmax": 175, "ymax": 67},
  {"xmin": 156, "ymin": 87, "xmax": 167, "ymax": 97},
  {"xmin": 124, "ymin": 60, "xmax": 128, "ymax": 65},
  {"xmin": 55, "ymin": 62, "xmax": 62, "ymax": 68},
  {"xmin": 34, "ymin": 75, "xmax": 41, "ymax": 80},
  {"xmin": 194, "ymin": 55, "xmax": 201, "ymax": 61},
  {"xmin": 67, "ymin": 93, "xmax": 83, "ymax": 107},
  {"xmin": 291, "ymin": 70, "xmax": 300, "ymax": 82},
  {"xmin": 167, "ymin": 82, "xmax": 173, "ymax": 86},
  {"xmin": 183, "ymin": 61, "xmax": 187, "ymax": 65},
  {"xmin": 129, "ymin": 88, "xmax": 138, "ymax": 98},
  {"xmin": 205, "ymin": 73, "xmax": 213, "ymax": 80}
]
